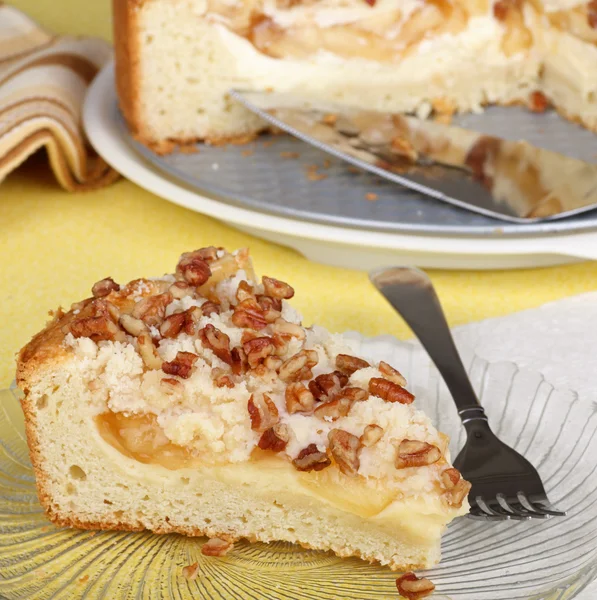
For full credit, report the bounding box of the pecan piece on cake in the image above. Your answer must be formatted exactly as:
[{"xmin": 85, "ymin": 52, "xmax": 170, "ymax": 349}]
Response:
[
  {"xmin": 369, "ymin": 378, "xmax": 414, "ymax": 404},
  {"xmin": 162, "ymin": 351, "xmax": 198, "ymax": 379},
  {"xmin": 395, "ymin": 440, "xmax": 442, "ymax": 469},
  {"xmin": 328, "ymin": 429, "xmax": 360, "ymax": 476},
  {"xmin": 292, "ymin": 444, "xmax": 331, "ymax": 472},
  {"xmin": 92, "ymin": 277, "xmax": 120, "ymax": 298}
]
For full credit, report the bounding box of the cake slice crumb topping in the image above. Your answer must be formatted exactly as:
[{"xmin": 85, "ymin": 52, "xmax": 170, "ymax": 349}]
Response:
[{"xmin": 62, "ymin": 247, "xmax": 469, "ymax": 507}]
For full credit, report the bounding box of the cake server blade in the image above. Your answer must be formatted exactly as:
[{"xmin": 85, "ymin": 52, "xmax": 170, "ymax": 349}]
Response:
[{"xmin": 230, "ymin": 90, "xmax": 597, "ymax": 223}]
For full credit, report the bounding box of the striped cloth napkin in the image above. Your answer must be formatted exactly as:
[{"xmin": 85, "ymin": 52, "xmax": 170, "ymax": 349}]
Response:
[{"xmin": 0, "ymin": 4, "xmax": 119, "ymax": 191}]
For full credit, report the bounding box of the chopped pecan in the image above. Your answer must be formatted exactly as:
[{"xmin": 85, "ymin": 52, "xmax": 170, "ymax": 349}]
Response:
[
  {"xmin": 272, "ymin": 318, "xmax": 305, "ymax": 340},
  {"xmin": 231, "ymin": 346, "xmax": 248, "ymax": 375},
  {"xmin": 176, "ymin": 251, "xmax": 212, "ymax": 286},
  {"xmin": 137, "ymin": 333, "xmax": 163, "ymax": 370},
  {"xmin": 378, "ymin": 361, "xmax": 407, "ymax": 387},
  {"xmin": 395, "ymin": 440, "xmax": 442, "ymax": 469},
  {"xmin": 161, "ymin": 377, "xmax": 183, "ymax": 393},
  {"xmin": 231, "ymin": 298, "xmax": 268, "ymax": 330},
  {"xmin": 81, "ymin": 297, "xmax": 112, "ymax": 319},
  {"xmin": 212, "ymin": 367, "xmax": 235, "ymax": 388},
  {"xmin": 91, "ymin": 277, "xmax": 119, "ymax": 298},
  {"xmin": 159, "ymin": 312, "xmax": 185, "ymax": 338},
  {"xmin": 201, "ymin": 300, "xmax": 221, "ymax": 317},
  {"xmin": 258, "ymin": 423, "xmax": 290, "ymax": 452},
  {"xmin": 160, "ymin": 306, "xmax": 201, "ymax": 338},
  {"xmin": 337, "ymin": 387, "xmax": 368, "ymax": 402},
  {"xmin": 369, "ymin": 378, "xmax": 414, "ymax": 404},
  {"xmin": 162, "ymin": 351, "xmax": 198, "ymax": 379},
  {"xmin": 69, "ymin": 299, "xmax": 125, "ymax": 342},
  {"xmin": 199, "ymin": 324, "xmax": 233, "ymax": 365},
  {"xmin": 257, "ymin": 294, "xmax": 282, "ymax": 313},
  {"xmin": 201, "ymin": 538, "xmax": 233, "ymax": 557},
  {"xmin": 396, "ymin": 573, "xmax": 435, "ymax": 599},
  {"xmin": 131, "ymin": 292, "xmax": 173, "ymax": 327},
  {"xmin": 360, "ymin": 424, "xmax": 384, "ymax": 447},
  {"xmin": 493, "ymin": 0, "xmax": 509, "ymax": 20},
  {"xmin": 241, "ymin": 330, "xmax": 258, "ymax": 345},
  {"xmin": 247, "ymin": 393, "xmax": 279, "ymax": 432},
  {"xmin": 69, "ymin": 316, "xmax": 123, "ymax": 343},
  {"xmin": 336, "ymin": 354, "xmax": 370, "ymax": 375},
  {"xmin": 169, "ymin": 281, "xmax": 194, "ymax": 299},
  {"xmin": 262, "ymin": 276, "xmax": 295, "ymax": 299},
  {"xmin": 590, "ymin": 0, "xmax": 597, "ymax": 28},
  {"xmin": 186, "ymin": 307, "xmax": 202, "ymax": 331},
  {"xmin": 264, "ymin": 355, "xmax": 283, "ymax": 371},
  {"xmin": 309, "ymin": 371, "xmax": 348, "ymax": 402},
  {"xmin": 181, "ymin": 562, "xmax": 200, "ymax": 580},
  {"xmin": 292, "ymin": 444, "xmax": 331, "ymax": 472},
  {"xmin": 328, "ymin": 429, "xmax": 360, "ymax": 476},
  {"xmin": 279, "ymin": 349, "xmax": 318, "ymax": 382},
  {"xmin": 119, "ymin": 314, "xmax": 148, "ymax": 337},
  {"xmin": 236, "ymin": 280, "xmax": 255, "ymax": 303},
  {"xmin": 193, "ymin": 246, "xmax": 222, "ymax": 263},
  {"xmin": 272, "ymin": 333, "xmax": 290, "ymax": 357},
  {"xmin": 285, "ymin": 382, "xmax": 315, "ymax": 414},
  {"xmin": 314, "ymin": 397, "xmax": 354, "ymax": 421},
  {"xmin": 262, "ymin": 306, "xmax": 282, "ymax": 324},
  {"xmin": 442, "ymin": 468, "xmax": 471, "ymax": 507},
  {"xmin": 528, "ymin": 90, "xmax": 549, "ymax": 113},
  {"xmin": 243, "ymin": 336, "xmax": 275, "ymax": 369}
]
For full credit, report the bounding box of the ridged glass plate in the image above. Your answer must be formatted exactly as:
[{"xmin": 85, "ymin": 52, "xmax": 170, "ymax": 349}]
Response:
[{"xmin": 1, "ymin": 336, "xmax": 597, "ymax": 600}]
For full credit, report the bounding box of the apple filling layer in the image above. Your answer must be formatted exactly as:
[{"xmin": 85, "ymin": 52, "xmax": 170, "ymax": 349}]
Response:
[
  {"xmin": 207, "ymin": 0, "xmax": 489, "ymax": 62},
  {"xmin": 95, "ymin": 408, "xmax": 456, "ymax": 546}
]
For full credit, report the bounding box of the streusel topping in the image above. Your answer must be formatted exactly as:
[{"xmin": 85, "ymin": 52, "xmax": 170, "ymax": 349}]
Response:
[{"xmin": 63, "ymin": 247, "xmax": 469, "ymax": 506}]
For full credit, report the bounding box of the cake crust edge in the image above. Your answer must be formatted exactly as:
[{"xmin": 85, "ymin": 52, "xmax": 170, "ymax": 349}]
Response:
[{"xmin": 113, "ymin": 0, "xmax": 145, "ymax": 147}]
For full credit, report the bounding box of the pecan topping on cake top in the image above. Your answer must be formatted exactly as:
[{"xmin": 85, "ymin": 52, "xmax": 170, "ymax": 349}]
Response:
[{"xmin": 63, "ymin": 248, "xmax": 468, "ymax": 506}]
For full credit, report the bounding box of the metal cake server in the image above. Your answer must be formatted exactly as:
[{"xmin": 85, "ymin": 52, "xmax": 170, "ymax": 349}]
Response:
[
  {"xmin": 370, "ymin": 266, "xmax": 566, "ymax": 520},
  {"xmin": 230, "ymin": 89, "xmax": 597, "ymax": 224}
]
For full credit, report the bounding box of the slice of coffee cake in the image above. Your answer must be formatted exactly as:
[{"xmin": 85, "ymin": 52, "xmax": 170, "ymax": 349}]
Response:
[{"xmin": 16, "ymin": 247, "xmax": 469, "ymax": 570}]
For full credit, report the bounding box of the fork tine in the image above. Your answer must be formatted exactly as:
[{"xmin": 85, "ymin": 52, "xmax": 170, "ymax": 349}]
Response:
[
  {"xmin": 517, "ymin": 492, "xmax": 567, "ymax": 517},
  {"xmin": 475, "ymin": 496, "xmax": 515, "ymax": 519},
  {"xmin": 508, "ymin": 501, "xmax": 550, "ymax": 519},
  {"xmin": 516, "ymin": 493, "xmax": 555, "ymax": 518},
  {"xmin": 468, "ymin": 505, "xmax": 510, "ymax": 521},
  {"xmin": 533, "ymin": 504, "xmax": 567, "ymax": 517},
  {"xmin": 495, "ymin": 493, "xmax": 533, "ymax": 521}
]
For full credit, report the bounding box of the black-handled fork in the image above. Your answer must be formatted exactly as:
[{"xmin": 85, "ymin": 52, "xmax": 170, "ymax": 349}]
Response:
[{"xmin": 370, "ymin": 266, "xmax": 566, "ymax": 521}]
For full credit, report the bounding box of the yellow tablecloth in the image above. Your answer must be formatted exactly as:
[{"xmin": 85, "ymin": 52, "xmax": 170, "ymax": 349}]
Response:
[{"xmin": 2, "ymin": 0, "xmax": 597, "ymax": 389}]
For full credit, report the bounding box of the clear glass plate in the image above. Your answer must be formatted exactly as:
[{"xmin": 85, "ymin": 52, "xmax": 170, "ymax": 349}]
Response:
[{"xmin": 1, "ymin": 335, "xmax": 596, "ymax": 600}]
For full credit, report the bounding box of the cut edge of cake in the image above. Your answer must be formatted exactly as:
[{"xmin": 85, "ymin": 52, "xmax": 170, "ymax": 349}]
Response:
[{"xmin": 112, "ymin": 0, "xmax": 597, "ymax": 152}]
